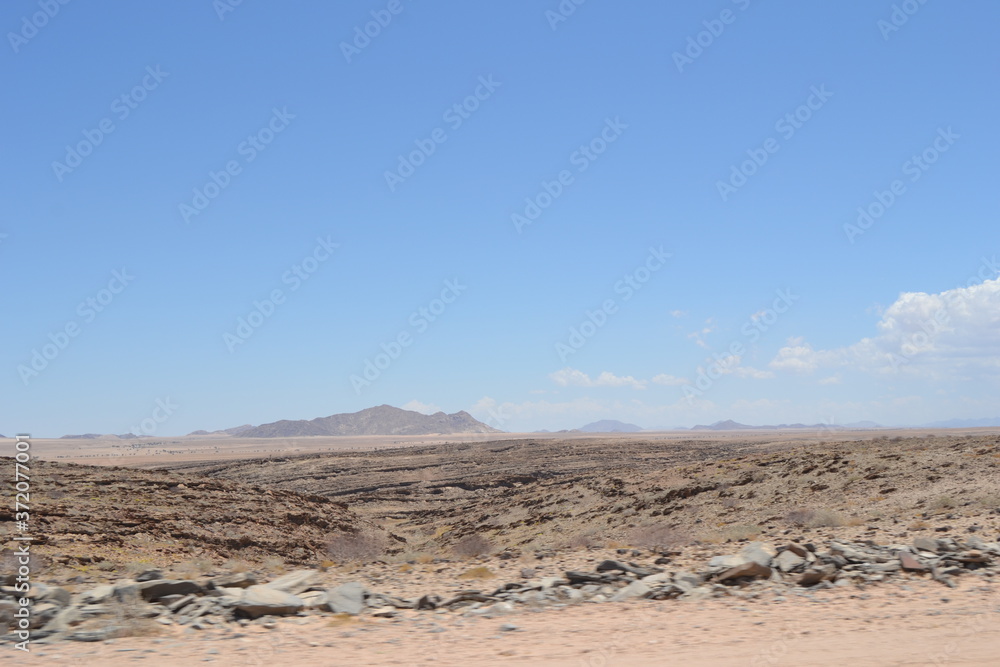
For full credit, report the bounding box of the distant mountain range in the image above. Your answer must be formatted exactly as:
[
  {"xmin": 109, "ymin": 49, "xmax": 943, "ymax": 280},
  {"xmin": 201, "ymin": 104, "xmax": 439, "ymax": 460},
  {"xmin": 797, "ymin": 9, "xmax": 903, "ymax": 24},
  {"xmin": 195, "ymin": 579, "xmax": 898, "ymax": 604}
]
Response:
[
  {"xmin": 192, "ymin": 405, "xmax": 502, "ymax": 438},
  {"xmin": 919, "ymin": 417, "xmax": 1000, "ymax": 428},
  {"xmin": 688, "ymin": 419, "xmax": 883, "ymax": 431},
  {"xmin": 43, "ymin": 413, "xmax": 1000, "ymax": 440},
  {"xmin": 578, "ymin": 419, "xmax": 644, "ymax": 433}
]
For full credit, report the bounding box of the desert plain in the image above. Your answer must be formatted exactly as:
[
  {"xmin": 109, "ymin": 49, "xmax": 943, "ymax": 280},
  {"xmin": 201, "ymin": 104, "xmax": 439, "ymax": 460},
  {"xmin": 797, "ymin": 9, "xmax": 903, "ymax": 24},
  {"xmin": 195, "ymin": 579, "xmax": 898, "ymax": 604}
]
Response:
[{"xmin": 3, "ymin": 428, "xmax": 1000, "ymax": 665}]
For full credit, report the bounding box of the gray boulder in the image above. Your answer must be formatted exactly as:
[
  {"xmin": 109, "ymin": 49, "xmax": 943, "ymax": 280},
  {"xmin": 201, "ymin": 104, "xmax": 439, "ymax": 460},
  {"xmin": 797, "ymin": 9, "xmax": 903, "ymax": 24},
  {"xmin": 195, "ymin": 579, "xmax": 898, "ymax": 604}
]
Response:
[
  {"xmin": 609, "ymin": 580, "xmax": 650, "ymax": 602},
  {"xmin": 326, "ymin": 582, "xmax": 368, "ymax": 614},
  {"xmin": 132, "ymin": 579, "xmax": 204, "ymax": 602},
  {"xmin": 233, "ymin": 585, "xmax": 305, "ymax": 619},
  {"xmin": 209, "ymin": 572, "xmax": 258, "ymax": 589},
  {"xmin": 774, "ymin": 550, "xmax": 806, "ymax": 573},
  {"xmin": 265, "ymin": 569, "xmax": 319, "ymax": 595}
]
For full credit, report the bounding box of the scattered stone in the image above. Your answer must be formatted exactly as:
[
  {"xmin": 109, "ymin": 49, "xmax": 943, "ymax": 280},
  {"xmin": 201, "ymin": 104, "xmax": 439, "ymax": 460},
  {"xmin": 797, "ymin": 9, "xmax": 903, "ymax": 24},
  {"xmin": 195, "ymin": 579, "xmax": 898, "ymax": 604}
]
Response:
[
  {"xmin": 565, "ymin": 571, "xmax": 607, "ymax": 585},
  {"xmin": 78, "ymin": 585, "xmax": 116, "ymax": 605},
  {"xmin": 232, "ymin": 586, "xmax": 305, "ymax": 619},
  {"xmin": 595, "ymin": 560, "xmax": 660, "ymax": 577},
  {"xmin": 899, "ymin": 552, "xmax": 929, "ymax": 572},
  {"xmin": 416, "ymin": 594, "xmax": 442, "ymax": 610},
  {"xmin": 717, "ymin": 562, "xmax": 772, "ymax": 582},
  {"xmin": 134, "ymin": 580, "xmax": 204, "ymax": 602},
  {"xmin": 708, "ymin": 555, "xmax": 745, "ymax": 570},
  {"xmin": 326, "ymin": 582, "xmax": 367, "ymax": 615},
  {"xmin": 299, "ymin": 590, "xmax": 328, "ymax": 610},
  {"xmin": 782, "ymin": 543, "xmax": 809, "ymax": 558},
  {"xmin": 774, "ymin": 550, "xmax": 806, "ymax": 573},
  {"xmin": 610, "ymin": 581, "xmax": 651, "ymax": 602},
  {"xmin": 265, "ymin": 570, "xmax": 319, "ymax": 595},
  {"xmin": 913, "ymin": 537, "xmax": 940, "ymax": 554},
  {"xmin": 740, "ymin": 542, "xmax": 777, "ymax": 567},
  {"xmin": 798, "ymin": 564, "xmax": 837, "ymax": 586},
  {"xmin": 209, "ymin": 572, "xmax": 257, "ymax": 589}
]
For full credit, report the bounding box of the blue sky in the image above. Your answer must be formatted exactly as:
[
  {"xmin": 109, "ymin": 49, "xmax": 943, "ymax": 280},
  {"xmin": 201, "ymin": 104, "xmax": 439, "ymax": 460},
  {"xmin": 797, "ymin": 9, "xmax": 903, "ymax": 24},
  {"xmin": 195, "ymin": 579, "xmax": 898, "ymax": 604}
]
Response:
[{"xmin": 2, "ymin": 1, "xmax": 998, "ymax": 437}]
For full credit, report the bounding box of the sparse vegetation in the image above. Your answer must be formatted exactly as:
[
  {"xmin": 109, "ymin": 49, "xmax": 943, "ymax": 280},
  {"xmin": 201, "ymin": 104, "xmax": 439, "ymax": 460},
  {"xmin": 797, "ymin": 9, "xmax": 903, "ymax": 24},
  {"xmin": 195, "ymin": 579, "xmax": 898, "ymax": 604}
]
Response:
[
  {"xmin": 785, "ymin": 508, "xmax": 858, "ymax": 528},
  {"xmin": 625, "ymin": 524, "xmax": 689, "ymax": 552},
  {"xmin": 111, "ymin": 591, "xmax": 163, "ymax": 639},
  {"xmin": 451, "ymin": 534, "xmax": 494, "ymax": 559},
  {"xmin": 456, "ymin": 566, "xmax": 496, "ymax": 580},
  {"xmin": 929, "ymin": 495, "xmax": 957, "ymax": 512},
  {"xmin": 325, "ymin": 529, "xmax": 387, "ymax": 563}
]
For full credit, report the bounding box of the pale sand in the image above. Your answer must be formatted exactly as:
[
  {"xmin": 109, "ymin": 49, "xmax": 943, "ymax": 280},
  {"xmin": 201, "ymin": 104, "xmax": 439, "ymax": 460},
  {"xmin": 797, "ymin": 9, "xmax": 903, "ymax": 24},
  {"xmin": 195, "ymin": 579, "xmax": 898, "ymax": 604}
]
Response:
[{"xmin": 7, "ymin": 579, "xmax": 998, "ymax": 666}]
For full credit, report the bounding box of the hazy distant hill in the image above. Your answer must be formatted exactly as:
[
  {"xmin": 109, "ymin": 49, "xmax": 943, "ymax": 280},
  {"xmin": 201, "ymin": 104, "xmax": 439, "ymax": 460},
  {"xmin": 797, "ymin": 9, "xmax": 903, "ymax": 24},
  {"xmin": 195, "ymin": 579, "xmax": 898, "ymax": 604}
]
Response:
[
  {"xmin": 919, "ymin": 417, "xmax": 1000, "ymax": 428},
  {"xmin": 188, "ymin": 424, "xmax": 278, "ymax": 437},
  {"xmin": 691, "ymin": 420, "xmax": 751, "ymax": 431},
  {"xmin": 578, "ymin": 420, "xmax": 643, "ymax": 433},
  {"xmin": 690, "ymin": 419, "xmax": 882, "ymax": 431},
  {"xmin": 218, "ymin": 405, "xmax": 502, "ymax": 438}
]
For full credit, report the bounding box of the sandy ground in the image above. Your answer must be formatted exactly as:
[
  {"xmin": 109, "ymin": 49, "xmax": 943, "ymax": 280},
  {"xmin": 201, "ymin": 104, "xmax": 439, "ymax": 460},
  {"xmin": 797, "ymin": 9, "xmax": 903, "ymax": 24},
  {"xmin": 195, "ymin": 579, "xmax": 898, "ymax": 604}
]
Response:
[
  {"xmin": 6, "ymin": 579, "xmax": 999, "ymax": 666},
  {"xmin": 23, "ymin": 427, "xmax": 991, "ymax": 467}
]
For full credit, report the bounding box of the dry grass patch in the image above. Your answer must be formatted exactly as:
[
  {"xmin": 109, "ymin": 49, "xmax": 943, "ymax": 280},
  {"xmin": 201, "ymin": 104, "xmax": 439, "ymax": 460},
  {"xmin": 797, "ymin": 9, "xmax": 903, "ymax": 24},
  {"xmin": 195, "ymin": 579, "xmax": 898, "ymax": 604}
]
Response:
[
  {"xmin": 325, "ymin": 529, "xmax": 387, "ymax": 563},
  {"xmin": 451, "ymin": 534, "xmax": 494, "ymax": 559},
  {"xmin": 457, "ymin": 566, "xmax": 496, "ymax": 580},
  {"xmin": 928, "ymin": 495, "xmax": 957, "ymax": 512},
  {"xmin": 625, "ymin": 524, "xmax": 690, "ymax": 552},
  {"xmin": 327, "ymin": 613, "xmax": 358, "ymax": 628},
  {"xmin": 785, "ymin": 508, "xmax": 860, "ymax": 528},
  {"xmin": 111, "ymin": 591, "xmax": 164, "ymax": 639}
]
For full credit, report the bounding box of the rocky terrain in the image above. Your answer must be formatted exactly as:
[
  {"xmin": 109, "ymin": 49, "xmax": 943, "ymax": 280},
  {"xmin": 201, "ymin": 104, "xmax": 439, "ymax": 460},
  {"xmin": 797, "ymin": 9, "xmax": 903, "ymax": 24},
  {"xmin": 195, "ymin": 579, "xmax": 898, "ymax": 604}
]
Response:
[
  {"xmin": 0, "ymin": 460, "xmax": 396, "ymax": 573},
  {"xmin": 3, "ymin": 432, "xmax": 1000, "ymax": 663},
  {"xmin": 160, "ymin": 433, "xmax": 1000, "ymax": 558},
  {"xmin": 0, "ymin": 536, "xmax": 1000, "ymax": 642}
]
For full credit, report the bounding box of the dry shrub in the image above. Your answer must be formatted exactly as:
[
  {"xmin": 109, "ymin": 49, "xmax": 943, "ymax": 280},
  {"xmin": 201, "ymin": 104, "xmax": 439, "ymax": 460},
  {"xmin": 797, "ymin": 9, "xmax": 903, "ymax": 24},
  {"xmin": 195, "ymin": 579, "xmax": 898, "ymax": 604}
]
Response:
[
  {"xmin": 326, "ymin": 529, "xmax": 387, "ymax": 563},
  {"xmin": 223, "ymin": 558, "xmax": 251, "ymax": 573},
  {"xmin": 174, "ymin": 557, "xmax": 214, "ymax": 579},
  {"xmin": 559, "ymin": 529, "xmax": 602, "ymax": 550},
  {"xmin": 697, "ymin": 523, "xmax": 761, "ymax": 544},
  {"xmin": 977, "ymin": 493, "xmax": 1000, "ymax": 510},
  {"xmin": 785, "ymin": 508, "xmax": 816, "ymax": 526},
  {"xmin": 327, "ymin": 613, "xmax": 358, "ymax": 628},
  {"xmin": 929, "ymin": 496, "xmax": 957, "ymax": 511},
  {"xmin": 786, "ymin": 508, "xmax": 849, "ymax": 528},
  {"xmin": 456, "ymin": 566, "xmax": 495, "ymax": 580},
  {"xmin": 111, "ymin": 591, "xmax": 163, "ymax": 639},
  {"xmin": 451, "ymin": 534, "xmax": 494, "ymax": 559},
  {"xmin": 720, "ymin": 524, "xmax": 761, "ymax": 541},
  {"xmin": 625, "ymin": 524, "xmax": 689, "ymax": 552},
  {"xmin": 262, "ymin": 555, "xmax": 286, "ymax": 572}
]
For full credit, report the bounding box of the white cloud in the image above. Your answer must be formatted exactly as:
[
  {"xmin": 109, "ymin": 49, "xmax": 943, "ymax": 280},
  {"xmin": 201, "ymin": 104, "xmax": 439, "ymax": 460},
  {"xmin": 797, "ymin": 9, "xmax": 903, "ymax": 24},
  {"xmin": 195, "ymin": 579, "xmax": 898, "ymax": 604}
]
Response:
[
  {"xmin": 651, "ymin": 373, "xmax": 689, "ymax": 386},
  {"xmin": 670, "ymin": 310, "xmax": 688, "ymax": 318},
  {"xmin": 550, "ymin": 368, "xmax": 647, "ymax": 389},
  {"xmin": 732, "ymin": 366, "xmax": 775, "ymax": 379},
  {"xmin": 698, "ymin": 354, "xmax": 772, "ymax": 379},
  {"xmin": 687, "ymin": 318, "xmax": 716, "ymax": 349},
  {"xmin": 401, "ymin": 400, "xmax": 442, "ymax": 415},
  {"xmin": 770, "ymin": 278, "xmax": 1000, "ymax": 378},
  {"xmin": 769, "ymin": 337, "xmax": 827, "ymax": 373},
  {"xmin": 819, "ymin": 375, "xmax": 842, "ymax": 385}
]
